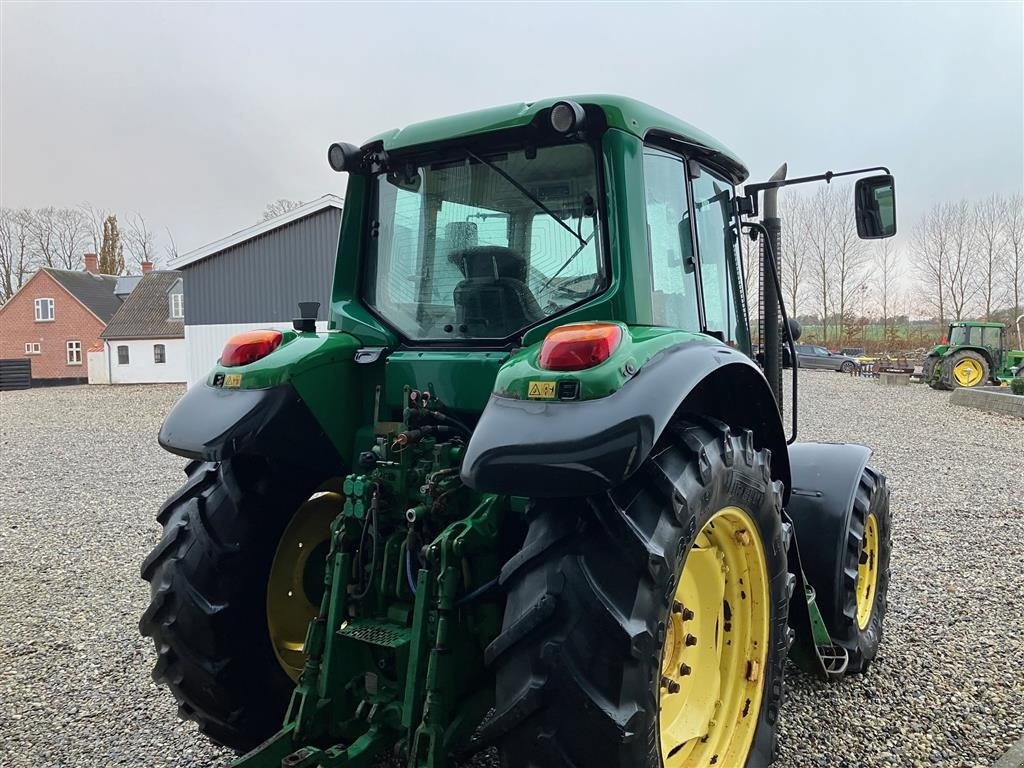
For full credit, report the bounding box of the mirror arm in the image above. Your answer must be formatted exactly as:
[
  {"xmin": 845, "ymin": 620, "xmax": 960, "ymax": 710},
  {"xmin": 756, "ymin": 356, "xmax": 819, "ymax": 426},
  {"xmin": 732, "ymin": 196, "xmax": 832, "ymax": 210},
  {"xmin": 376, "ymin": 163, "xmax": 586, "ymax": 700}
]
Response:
[{"xmin": 738, "ymin": 165, "xmax": 892, "ymax": 217}]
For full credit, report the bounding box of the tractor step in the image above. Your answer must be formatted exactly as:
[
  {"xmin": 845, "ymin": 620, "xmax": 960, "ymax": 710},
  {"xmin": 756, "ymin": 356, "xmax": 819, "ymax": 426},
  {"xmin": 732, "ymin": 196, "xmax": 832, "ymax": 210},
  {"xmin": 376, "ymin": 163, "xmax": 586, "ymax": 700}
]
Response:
[
  {"xmin": 816, "ymin": 644, "xmax": 850, "ymax": 677},
  {"xmin": 339, "ymin": 620, "xmax": 410, "ymax": 649}
]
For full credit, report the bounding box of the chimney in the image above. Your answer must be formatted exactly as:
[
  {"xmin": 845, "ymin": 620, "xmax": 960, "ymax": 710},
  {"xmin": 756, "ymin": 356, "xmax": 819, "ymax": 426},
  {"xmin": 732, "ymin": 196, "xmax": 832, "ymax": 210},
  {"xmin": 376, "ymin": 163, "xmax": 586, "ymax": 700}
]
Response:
[
  {"xmin": 141, "ymin": 260, "xmax": 154, "ymax": 274},
  {"xmin": 84, "ymin": 253, "xmax": 98, "ymax": 273}
]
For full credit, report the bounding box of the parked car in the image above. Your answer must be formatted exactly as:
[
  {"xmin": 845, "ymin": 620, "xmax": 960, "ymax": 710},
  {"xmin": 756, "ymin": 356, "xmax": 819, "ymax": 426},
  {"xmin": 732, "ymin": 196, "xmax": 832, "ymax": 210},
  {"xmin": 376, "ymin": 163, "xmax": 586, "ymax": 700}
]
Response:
[{"xmin": 795, "ymin": 344, "xmax": 859, "ymax": 372}]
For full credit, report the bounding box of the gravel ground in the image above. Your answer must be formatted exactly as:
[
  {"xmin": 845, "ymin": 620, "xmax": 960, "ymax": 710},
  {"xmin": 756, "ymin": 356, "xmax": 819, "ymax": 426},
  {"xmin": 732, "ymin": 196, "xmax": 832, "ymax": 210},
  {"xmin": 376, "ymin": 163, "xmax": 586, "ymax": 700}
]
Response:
[{"xmin": 1, "ymin": 374, "xmax": 1021, "ymax": 768}]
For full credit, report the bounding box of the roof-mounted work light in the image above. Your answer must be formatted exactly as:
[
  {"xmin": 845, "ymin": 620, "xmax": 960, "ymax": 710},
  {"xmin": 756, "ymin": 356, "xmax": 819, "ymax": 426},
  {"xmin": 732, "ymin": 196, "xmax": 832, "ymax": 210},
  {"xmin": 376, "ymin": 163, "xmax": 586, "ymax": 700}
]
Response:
[
  {"xmin": 327, "ymin": 142, "xmax": 361, "ymax": 173},
  {"xmin": 549, "ymin": 100, "xmax": 586, "ymax": 135}
]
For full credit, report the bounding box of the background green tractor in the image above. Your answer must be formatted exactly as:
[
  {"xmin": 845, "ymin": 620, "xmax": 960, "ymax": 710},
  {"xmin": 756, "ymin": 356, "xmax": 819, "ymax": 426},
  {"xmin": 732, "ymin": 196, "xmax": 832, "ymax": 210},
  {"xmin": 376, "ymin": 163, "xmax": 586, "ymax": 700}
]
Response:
[
  {"xmin": 923, "ymin": 317, "xmax": 1024, "ymax": 390},
  {"xmin": 141, "ymin": 97, "xmax": 897, "ymax": 768}
]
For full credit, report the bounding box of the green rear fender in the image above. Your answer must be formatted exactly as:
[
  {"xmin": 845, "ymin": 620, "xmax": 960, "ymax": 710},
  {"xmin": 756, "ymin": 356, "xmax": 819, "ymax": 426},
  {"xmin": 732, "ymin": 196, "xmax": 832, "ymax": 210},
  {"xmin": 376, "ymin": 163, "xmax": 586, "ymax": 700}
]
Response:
[
  {"xmin": 160, "ymin": 331, "xmax": 366, "ymax": 470},
  {"xmin": 461, "ymin": 326, "xmax": 791, "ymax": 499}
]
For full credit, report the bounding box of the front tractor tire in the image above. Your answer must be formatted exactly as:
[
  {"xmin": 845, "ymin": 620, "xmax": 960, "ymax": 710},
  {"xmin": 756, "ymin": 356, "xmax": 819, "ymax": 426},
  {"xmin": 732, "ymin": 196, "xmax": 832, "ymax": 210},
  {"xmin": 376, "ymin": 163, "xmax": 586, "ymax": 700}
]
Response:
[
  {"xmin": 489, "ymin": 420, "xmax": 790, "ymax": 768},
  {"xmin": 824, "ymin": 466, "xmax": 891, "ymax": 674},
  {"xmin": 140, "ymin": 458, "xmax": 333, "ymax": 752}
]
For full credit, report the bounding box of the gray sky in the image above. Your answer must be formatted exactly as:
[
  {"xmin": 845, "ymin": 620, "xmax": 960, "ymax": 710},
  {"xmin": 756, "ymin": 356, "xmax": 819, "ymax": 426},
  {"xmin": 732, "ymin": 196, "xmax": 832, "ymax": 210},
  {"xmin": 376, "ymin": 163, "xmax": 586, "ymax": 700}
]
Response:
[{"xmin": 2, "ymin": 1, "xmax": 1022, "ymax": 257}]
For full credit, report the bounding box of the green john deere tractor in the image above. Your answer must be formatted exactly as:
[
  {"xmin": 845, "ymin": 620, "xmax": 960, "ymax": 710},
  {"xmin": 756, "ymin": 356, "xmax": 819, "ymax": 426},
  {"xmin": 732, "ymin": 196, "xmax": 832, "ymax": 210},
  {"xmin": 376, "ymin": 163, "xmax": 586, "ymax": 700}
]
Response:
[
  {"xmin": 923, "ymin": 317, "xmax": 1024, "ymax": 389},
  {"xmin": 141, "ymin": 96, "xmax": 897, "ymax": 768}
]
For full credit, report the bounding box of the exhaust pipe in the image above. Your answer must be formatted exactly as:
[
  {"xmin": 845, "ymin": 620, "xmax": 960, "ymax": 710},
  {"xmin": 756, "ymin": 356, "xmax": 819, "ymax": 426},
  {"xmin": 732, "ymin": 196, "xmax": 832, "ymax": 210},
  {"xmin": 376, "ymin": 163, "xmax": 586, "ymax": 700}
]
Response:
[{"xmin": 761, "ymin": 163, "xmax": 787, "ymax": 408}]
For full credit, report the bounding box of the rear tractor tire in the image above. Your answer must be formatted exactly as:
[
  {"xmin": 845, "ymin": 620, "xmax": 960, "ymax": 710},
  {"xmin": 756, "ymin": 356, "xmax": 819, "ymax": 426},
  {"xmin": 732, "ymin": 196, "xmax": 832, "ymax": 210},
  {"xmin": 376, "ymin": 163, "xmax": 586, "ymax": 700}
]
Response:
[
  {"xmin": 489, "ymin": 420, "xmax": 791, "ymax": 768},
  {"xmin": 941, "ymin": 350, "xmax": 990, "ymax": 389},
  {"xmin": 140, "ymin": 458, "xmax": 338, "ymax": 751}
]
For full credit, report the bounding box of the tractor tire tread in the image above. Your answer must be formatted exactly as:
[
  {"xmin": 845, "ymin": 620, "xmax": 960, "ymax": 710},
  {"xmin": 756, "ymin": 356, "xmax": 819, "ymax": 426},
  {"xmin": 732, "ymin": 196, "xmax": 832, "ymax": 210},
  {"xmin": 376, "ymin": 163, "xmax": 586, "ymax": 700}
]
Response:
[
  {"xmin": 139, "ymin": 458, "xmax": 300, "ymax": 752},
  {"xmin": 493, "ymin": 422, "xmax": 788, "ymax": 768}
]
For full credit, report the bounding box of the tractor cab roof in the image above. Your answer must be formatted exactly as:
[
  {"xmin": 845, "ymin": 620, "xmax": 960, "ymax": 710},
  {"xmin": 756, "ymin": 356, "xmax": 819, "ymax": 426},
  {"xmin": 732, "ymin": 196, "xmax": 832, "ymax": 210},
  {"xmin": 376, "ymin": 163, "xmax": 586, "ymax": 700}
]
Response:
[
  {"xmin": 363, "ymin": 94, "xmax": 749, "ymax": 184},
  {"xmin": 951, "ymin": 320, "xmax": 1004, "ymax": 328}
]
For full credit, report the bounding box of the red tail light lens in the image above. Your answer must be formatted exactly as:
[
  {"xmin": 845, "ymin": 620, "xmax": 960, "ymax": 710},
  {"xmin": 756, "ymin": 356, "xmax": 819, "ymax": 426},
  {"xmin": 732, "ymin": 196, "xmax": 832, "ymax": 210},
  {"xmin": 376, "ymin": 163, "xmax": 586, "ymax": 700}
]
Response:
[
  {"xmin": 941, "ymin": 335, "xmax": 948, "ymax": 345},
  {"xmin": 221, "ymin": 330, "xmax": 283, "ymax": 367},
  {"xmin": 538, "ymin": 323, "xmax": 622, "ymax": 371}
]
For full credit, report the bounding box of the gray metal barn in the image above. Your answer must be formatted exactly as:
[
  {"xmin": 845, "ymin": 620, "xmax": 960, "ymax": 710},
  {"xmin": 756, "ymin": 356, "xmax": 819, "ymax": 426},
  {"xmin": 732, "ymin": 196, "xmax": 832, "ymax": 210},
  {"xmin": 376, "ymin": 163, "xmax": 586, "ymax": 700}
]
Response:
[{"xmin": 169, "ymin": 195, "xmax": 343, "ymax": 383}]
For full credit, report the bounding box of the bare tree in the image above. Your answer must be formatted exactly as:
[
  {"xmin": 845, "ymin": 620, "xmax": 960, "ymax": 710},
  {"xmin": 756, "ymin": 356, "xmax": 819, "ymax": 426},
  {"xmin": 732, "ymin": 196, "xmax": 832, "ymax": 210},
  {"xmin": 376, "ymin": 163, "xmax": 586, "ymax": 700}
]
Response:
[
  {"xmin": 873, "ymin": 237, "xmax": 902, "ymax": 343},
  {"xmin": 1004, "ymin": 193, "xmax": 1023, "ymax": 320},
  {"xmin": 124, "ymin": 211, "xmax": 157, "ymax": 270},
  {"xmin": 943, "ymin": 199, "xmax": 979, "ymax": 320},
  {"xmin": 802, "ymin": 186, "xmax": 839, "ymax": 344},
  {"xmin": 79, "ymin": 202, "xmax": 109, "ymax": 253},
  {"xmin": 910, "ymin": 204, "xmax": 947, "ymax": 325},
  {"xmin": 52, "ymin": 207, "xmax": 90, "ymax": 270},
  {"xmin": 0, "ymin": 208, "xmax": 37, "ymax": 302},
  {"xmin": 32, "ymin": 206, "xmax": 59, "ymax": 267},
  {"xmin": 975, "ymin": 195, "xmax": 1006, "ymax": 320},
  {"xmin": 164, "ymin": 227, "xmax": 178, "ymax": 263},
  {"xmin": 780, "ymin": 193, "xmax": 809, "ymax": 317},
  {"xmin": 830, "ymin": 186, "xmax": 869, "ymax": 343},
  {"xmin": 260, "ymin": 199, "xmax": 304, "ymax": 222}
]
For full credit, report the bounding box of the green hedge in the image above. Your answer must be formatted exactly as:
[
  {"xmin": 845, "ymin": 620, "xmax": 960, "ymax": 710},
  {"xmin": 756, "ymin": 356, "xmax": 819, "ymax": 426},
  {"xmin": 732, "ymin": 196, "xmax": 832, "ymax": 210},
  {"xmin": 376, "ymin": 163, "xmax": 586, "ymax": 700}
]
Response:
[{"xmin": 1012, "ymin": 378, "xmax": 1024, "ymax": 396}]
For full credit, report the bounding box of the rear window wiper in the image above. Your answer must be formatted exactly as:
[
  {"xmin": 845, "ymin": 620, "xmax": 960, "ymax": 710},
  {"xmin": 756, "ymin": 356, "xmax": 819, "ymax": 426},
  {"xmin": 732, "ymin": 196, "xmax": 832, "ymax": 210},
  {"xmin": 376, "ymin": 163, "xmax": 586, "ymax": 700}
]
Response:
[{"xmin": 465, "ymin": 149, "xmax": 585, "ymax": 247}]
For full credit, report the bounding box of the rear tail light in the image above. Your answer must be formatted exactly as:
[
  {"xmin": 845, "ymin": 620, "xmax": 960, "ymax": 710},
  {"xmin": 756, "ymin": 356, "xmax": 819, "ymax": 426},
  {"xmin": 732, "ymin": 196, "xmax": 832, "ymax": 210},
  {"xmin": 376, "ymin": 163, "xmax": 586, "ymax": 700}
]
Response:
[
  {"xmin": 221, "ymin": 330, "xmax": 283, "ymax": 367},
  {"xmin": 538, "ymin": 322, "xmax": 622, "ymax": 371}
]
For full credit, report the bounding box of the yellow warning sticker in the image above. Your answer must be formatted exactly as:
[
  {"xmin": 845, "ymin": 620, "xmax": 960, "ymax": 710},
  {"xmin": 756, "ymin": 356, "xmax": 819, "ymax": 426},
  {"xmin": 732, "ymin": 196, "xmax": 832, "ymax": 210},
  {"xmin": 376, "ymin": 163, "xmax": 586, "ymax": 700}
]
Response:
[
  {"xmin": 527, "ymin": 380, "xmax": 556, "ymax": 399},
  {"xmin": 223, "ymin": 373, "xmax": 242, "ymax": 388}
]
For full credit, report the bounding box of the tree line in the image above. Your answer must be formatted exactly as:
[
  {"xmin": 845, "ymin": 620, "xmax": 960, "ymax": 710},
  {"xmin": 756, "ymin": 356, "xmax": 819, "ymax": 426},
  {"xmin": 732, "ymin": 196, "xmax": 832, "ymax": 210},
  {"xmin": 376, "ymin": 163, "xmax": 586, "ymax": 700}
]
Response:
[
  {"xmin": 0, "ymin": 205, "xmax": 175, "ymax": 302},
  {"xmin": 746, "ymin": 184, "xmax": 1024, "ymax": 349}
]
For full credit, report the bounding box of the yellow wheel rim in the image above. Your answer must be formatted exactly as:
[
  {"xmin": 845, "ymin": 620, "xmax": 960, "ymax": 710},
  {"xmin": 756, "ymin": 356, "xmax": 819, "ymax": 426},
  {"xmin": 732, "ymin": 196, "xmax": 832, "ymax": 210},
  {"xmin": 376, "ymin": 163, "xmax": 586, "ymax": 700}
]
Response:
[
  {"xmin": 953, "ymin": 358, "xmax": 984, "ymax": 387},
  {"xmin": 659, "ymin": 506, "xmax": 770, "ymax": 767},
  {"xmin": 266, "ymin": 492, "xmax": 340, "ymax": 680},
  {"xmin": 855, "ymin": 513, "xmax": 880, "ymax": 630}
]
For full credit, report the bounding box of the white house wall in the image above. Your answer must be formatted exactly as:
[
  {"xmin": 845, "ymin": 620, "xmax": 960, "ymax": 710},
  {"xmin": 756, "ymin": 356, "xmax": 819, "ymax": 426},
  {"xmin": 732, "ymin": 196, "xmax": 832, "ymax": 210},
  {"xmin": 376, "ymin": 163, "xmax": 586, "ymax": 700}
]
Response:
[
  {"xmin": 185, "ymin": 321, "xmax": 329, "ymax": 385},
  {"xmin": 108, "ymin": 338, "xmax": 187, "ymax": 384},
  {"xmin": 87, "ymin": 350, "xmax": 109, "ymax": 384}
]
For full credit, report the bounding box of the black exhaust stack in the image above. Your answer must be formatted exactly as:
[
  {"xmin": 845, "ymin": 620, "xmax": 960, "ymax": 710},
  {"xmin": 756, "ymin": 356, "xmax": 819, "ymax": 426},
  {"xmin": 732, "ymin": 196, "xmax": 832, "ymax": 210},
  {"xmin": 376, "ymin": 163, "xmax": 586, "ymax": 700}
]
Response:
[{"xmin": 761, "ymin": 164, "xmax": 787, "ymax": 409}]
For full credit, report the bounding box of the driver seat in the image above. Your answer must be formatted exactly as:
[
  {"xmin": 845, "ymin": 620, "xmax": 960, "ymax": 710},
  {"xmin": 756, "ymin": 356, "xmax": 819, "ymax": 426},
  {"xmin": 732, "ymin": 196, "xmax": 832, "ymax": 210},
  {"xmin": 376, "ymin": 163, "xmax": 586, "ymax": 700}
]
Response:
[{"xmin": 450, "ymin": 245, "xmax": 545, "ymax": 337}]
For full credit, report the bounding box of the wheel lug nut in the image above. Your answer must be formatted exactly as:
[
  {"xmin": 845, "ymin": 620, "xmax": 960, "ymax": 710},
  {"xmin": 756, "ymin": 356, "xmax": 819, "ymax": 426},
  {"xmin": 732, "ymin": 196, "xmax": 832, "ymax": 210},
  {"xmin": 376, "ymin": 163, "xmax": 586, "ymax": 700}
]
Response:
[
  {"xmin": 660, "ymin": 676, "xmax": 681, "ymax": 693},
  {"xmin": 679, "ymin": 663, "xmax": 691, "ymax": 676},
  {"xmin": 681, "ymin": 607, "xmax": 694, "ymax": 620},
  {"xmin": 672, "ymin": 601, "xmax": 684, "ymax": 614},
  {"xmin": 685, "ymin": 634, "xmax": 697, "ymax": 646}
]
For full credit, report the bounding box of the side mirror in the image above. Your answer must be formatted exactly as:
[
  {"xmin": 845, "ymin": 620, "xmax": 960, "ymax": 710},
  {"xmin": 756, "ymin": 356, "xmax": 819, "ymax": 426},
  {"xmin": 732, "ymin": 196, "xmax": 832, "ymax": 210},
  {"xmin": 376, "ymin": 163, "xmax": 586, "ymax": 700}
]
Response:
[{"xmin": 854, "ymin": 174, "xmax": 897, "ymax": 239}]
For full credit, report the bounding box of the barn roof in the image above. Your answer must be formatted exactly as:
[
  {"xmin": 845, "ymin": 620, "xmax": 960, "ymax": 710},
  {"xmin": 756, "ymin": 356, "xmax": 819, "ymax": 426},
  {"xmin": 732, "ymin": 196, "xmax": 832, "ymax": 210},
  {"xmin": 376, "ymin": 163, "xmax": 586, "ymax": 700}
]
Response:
[{"xmin": 170, "ymin": 195, "xmax": 344, "ymax": 270}]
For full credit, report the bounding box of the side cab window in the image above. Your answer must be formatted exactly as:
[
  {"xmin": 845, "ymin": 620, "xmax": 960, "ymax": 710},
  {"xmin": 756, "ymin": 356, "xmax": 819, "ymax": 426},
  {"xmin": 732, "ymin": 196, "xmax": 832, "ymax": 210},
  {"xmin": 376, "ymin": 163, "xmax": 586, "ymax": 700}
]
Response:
[
  {"xmin": 641, "ymin": 147, "xmax": 700, "ymax": 331},
  {"xmin": 690, "ymin": 164, "xmax": 750, "ymax": 351},
  {"xmin": 981, "ymin": 326, "xmax": 1002, "ymax": 349}
]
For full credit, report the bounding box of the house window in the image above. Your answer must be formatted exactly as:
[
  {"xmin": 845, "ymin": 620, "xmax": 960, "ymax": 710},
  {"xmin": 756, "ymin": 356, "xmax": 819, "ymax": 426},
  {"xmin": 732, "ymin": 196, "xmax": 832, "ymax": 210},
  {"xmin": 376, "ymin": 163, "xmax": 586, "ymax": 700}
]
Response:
[
  {"xmin": 66, "ymin": 341, "xmax": 82, "ymax": 365},
  {"xmin": 117, "ymin": 345, "xmax": 130, "ymax": 365},
  {"xmin": 154, "ymin": 344, "xmax": 166, "ymax": 364},
  {"xmin": 35, "ymin": 298, "xmax": 55, "ymax": 321},
  {"xmin": 170, "ymin": 292, "xmax": 184, "ymax": 319},
  {"xmin": 24, "ymin": 342, "xmax": 41, "ymax": 354}
]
